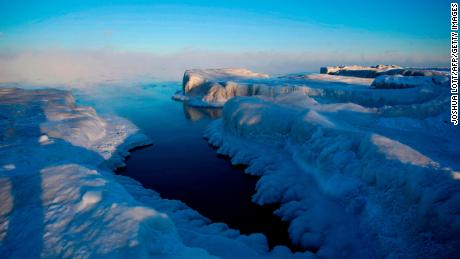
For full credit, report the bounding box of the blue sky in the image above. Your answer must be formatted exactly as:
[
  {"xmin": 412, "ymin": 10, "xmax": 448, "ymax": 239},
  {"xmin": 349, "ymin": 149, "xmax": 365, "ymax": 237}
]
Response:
[
  {"xmin": 0, "ymin": 0, "xmax": 449, "ymax": 53},
  {"xmin": 0, "ymin": 0, "xmax": 451, "ymax": 84}
]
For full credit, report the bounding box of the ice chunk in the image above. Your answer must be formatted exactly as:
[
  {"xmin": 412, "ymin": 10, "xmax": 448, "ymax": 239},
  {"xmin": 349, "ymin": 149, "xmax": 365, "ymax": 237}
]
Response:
[
  {"xmin": 372, "ymin": 75, "xmax": 450, "ymax": 89},
  {"xmin": 204, "ymin": 87, "xmax": 460, "ymax": 258},
  {"xmin": 284, "ymin": 73, "xmax": 374, "ymax": 85},
  {"xmin": 182, "ymin": 68, "xmax": 270, "ymax": 95},
  {"xmin": 0, "ymin": 88, "xmax": 213, "ymax": 258},
  {"xmin": 320, "ymin": 65, "xmax": 449, "ymax": 78},
  {"xmin": 1, "ymin": 87, "xmax": 313, "ymax": 258},
  {"xmin": 174, "ymin": 67, "xmax": 450, "ymax": 108},
  {"xmin": 320, "ymin": 64, "xmax": 402, "ymax": 77}
]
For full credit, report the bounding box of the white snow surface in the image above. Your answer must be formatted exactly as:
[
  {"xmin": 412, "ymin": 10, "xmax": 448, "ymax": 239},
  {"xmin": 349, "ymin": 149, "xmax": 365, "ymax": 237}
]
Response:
[
  {"xmin": 1, "ymin": 66, "xmax": 457, "ymax": 258},
  {"xmin": 283, "ymin": 73, "xmax": 374, "ymax": 85},
  {"xmin": 320, "ymin": 64, "xmax": 401, "ymax": 77},
  {"xmin": 174, "ymin": 68, "xmax": 270, "ymax": 106},
  {"xmin": 0, "ymin": 88, "xmax": 312, "ymax": 258},
  {"xmin": 319, "ymin": 65, "xmax": 449, "ymax": 78},
  {"xmin": 203, "ymin": 72, "xmax": 460, "ymax": 258},
  {"xmin": 174, "ymin": 68, "xmax": 450, "ymax": 112},
  {"xmin": 371, "ymin": 75, "xmax": 450, "ymax": 89},
  {"xmin": 182, "ymin": 68, "xmax": 270, "ymax": 92}
]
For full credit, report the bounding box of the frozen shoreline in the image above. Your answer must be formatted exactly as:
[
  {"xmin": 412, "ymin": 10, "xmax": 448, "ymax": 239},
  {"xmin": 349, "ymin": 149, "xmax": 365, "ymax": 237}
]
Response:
[
  {"xmin": 0, "ymin": 87, "xmax": 310, "ymax": 258},
  {"xmin": 198, "ymin": 67, "xmax": 459, "ymax": 258},
  {"xmin": 174, "ymin": 67, "xmax": 450, "ymax": 110},
  {"xmin": 1, "ymin": 62, "xmax": 458, "ymax": 258}
]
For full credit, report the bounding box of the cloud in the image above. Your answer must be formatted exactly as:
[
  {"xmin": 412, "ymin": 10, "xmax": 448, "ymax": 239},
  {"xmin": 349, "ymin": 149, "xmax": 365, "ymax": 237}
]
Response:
[{"xmin": 0, "ymin": 49, "xmax": 449, "ymax": 88}]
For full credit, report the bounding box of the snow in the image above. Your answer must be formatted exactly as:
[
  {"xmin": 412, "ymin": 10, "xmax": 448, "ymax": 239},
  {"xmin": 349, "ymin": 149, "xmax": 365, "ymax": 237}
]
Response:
[
  {"xmin": 117, "ymin": 175, "xmax": 314, "ymax": 259},
  {"xmin": 173, "ymin": 68, "xmax": 270, "ymax": 107},
  {"xmin": 1, "ymin": 65, "xmax": 458, "ymax": 258},
  {"xmin": 182, "ymin": 68, "xmax": 270, "ymax": 93},
  {"xmin": 371, "ymin": 75, "xmax": 450, "ymax": 89},
  {"xmin": 320, "ymin": 65, "xmax": 449, "ymax": 78},
  {"xmin": 0, "ymin": 87, "xmax": 313, "ymax": 258},
  {"xmin": 174, "ymin": 68, "xmax": 449, "ymax": 111},
  {"xmin": 203, "ymin": 72, "xmax": 460, "ymax": 258},
  {"xmin": 0, "ymin": 88, "xmax": 207, "ymax": 258},
  {"xmin": 175, "ymin": 68, "xmax": 377, "ymax": 107},
  {"xmin": 284, "ymin": 73, "xmax": 374, "ymax": 85},
  {"xmin": 320, "ymin": 64, "xmax": 401, "ymax": 77}
]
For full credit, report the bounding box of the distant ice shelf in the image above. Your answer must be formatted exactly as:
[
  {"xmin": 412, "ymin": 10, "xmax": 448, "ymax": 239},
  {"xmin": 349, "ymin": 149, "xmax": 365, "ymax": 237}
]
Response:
[{"xmin": 174, "ymin": 67, "xmax": 450, "ymax": 111}]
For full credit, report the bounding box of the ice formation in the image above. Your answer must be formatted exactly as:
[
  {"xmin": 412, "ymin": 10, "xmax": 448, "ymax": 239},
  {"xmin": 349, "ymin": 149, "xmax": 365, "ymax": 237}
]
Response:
[
  {"xmin": 0, "ymin": 88, "xmax": 311, "ymax": 258},
  {"xmin": 320, "ymin": 64, "xmax": 402, "ymax": 77},
  {"xmin": 1, "ymin": 64, "xmax": 457, "ymax": 258},
  {"xmin": 174, "ymin": 68, "xmax": 377, "ymax": 107},
  {"xmin": 371, "ymin": 75, "xmax": 450, "ymax": 89},
  {"xmin": 319, "ymin": 64, "xmax": 449, "ymax": 78},
  {"xmin": 173, "ymin": 68, "xmax": 270, "ymax": 107},
  {"xmin": 182, "ymin": 68, "xmax": 270, "ymax": 94},
  {"xmin": 174, "ymin": 68, "xmax": 450, "ymax": 112},
  {"xmin": 201, "ymin": 68, "xmax": 459, "ymax": 258}
]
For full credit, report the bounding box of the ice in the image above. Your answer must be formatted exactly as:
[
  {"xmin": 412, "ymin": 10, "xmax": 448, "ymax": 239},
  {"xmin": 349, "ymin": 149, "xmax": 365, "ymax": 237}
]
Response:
[
  {"xmin": 0, "ymin": 88, "xmax": 313, "ymax": 258},
  {"xmin": 1, "ymin": 64, "xmax": 457, "ymax": 258},
  {"xmin": 0, "ymin": 88, "xmax": 209, "ymax": 258},
  {"xmin": 319, "ymin": 65, "xmax": 449, "ymax": 78},
  {"xmin": 173, "ymin": 68, "xmax": 271, "ymax": 107},
  {"xmin": 283, "ymin": 73, "xmax": 374, "ymax": 85},
  {"xmin": 371, "ymin": 75, "xmax": 450, "ymax": 89},
  {"xmin": 117, "ymin": 175, "xmax": 314, "ymax": 259},
  {"xmin": 182, "ymin": 68, "xmax": 270, "ymax": 94},
  {"xmin": 320, "ymin": 64, "xmax": 402, "ymax": 77},
  {"xmin": 175, "ymin": 68, "xmax": 450, "ymax": 111},
  {"xmin": 203, "ymin": 71, "xmax": 460, "ymax": 258},
  {"xmin": 175, "ymin": 68, "xmax": 377, "ymax": 107}
]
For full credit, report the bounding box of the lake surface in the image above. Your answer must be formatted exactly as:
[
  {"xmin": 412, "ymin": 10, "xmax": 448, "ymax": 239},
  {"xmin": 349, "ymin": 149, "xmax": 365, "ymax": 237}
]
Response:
[{"xmin": 77, "ymin": 83, "xmax": 297, "ymax": 250}]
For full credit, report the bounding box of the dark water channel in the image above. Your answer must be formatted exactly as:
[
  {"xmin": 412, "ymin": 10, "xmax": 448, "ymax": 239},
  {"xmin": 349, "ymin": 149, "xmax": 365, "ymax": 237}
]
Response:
[{"xmin": 77, "ymin": 83, "xmax": 298, "ymax": 251}]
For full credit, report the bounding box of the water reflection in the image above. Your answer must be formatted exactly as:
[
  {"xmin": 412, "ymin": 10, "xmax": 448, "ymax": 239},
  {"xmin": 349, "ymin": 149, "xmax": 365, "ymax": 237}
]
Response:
[
  {"xmin": 79, "ymin": 84, "xmax": 298, "ymax": 251},
  {"xmin": 182, "ymin": 103, "xmax": 222, "ymax": 121}
]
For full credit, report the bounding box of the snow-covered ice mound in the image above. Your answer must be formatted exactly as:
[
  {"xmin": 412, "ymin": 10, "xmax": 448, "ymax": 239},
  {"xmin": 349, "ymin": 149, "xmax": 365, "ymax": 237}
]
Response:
[
  {"xmin": 0, "ymin": 88, "xmax": 312, "ymax": 258},
  {"xmin": 173, "ymin": 68, "xmax": 270, "ymax": 107},
  {"xmin": 204, "ymin": 73, "xmax": 459, "ymax": 258},
  {"xmin": 174, "ymin": 68, "xmax": 449, "ymax": 110},
  {"xmin": 281, "ymin": 73, "xmax": 374, "ymax": 85},
  {"xmin": 371, "ymin": 75, "xmax": 450, "ymax": 89},
  {"xmin": 320, "ymin": 64, "xmax": 401, "ymax": 77},
  {"xmin": 0, "ymin": 88, "xmax": 205, "ymax": 258},
  {"xmin": 182, "ymin": 68, "xmax": 270, "ymax": 94},
  {"xmin": 320, "ymin": 64, "xmax": 448, "ymax": 78},
  {"xmin": 174, "ymin": 68, "xmax": 378, "ymax": 107}
]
